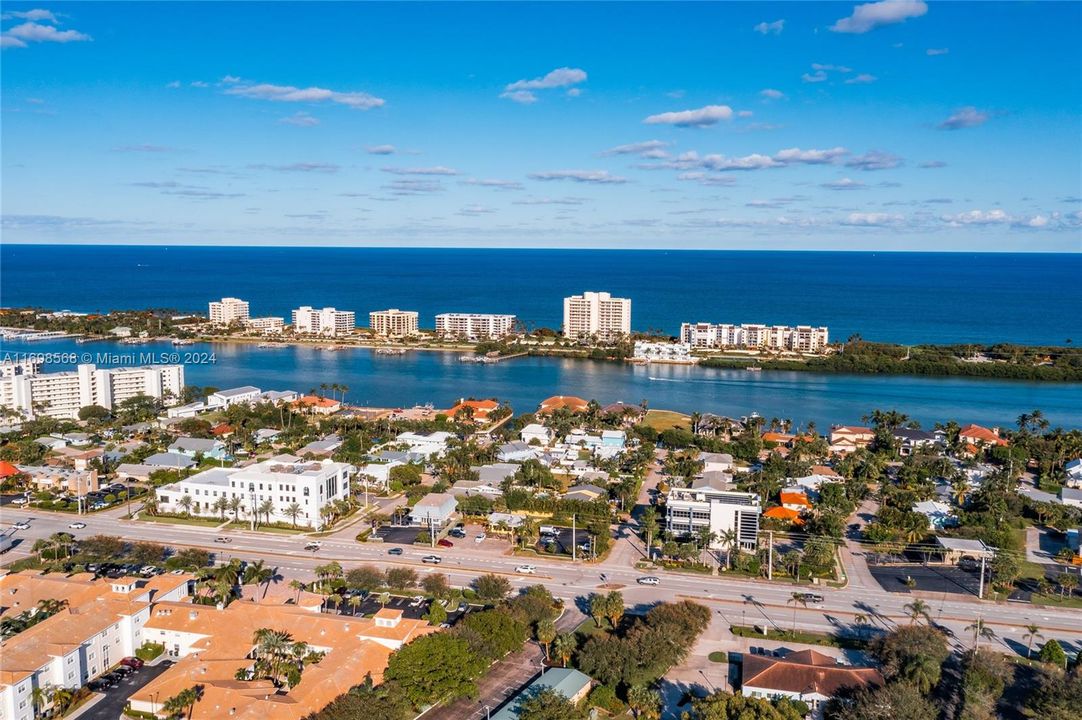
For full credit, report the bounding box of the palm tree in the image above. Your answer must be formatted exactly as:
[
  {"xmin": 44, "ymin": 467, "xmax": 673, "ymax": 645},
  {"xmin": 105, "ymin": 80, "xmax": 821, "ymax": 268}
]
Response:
[
  {"xmin": 243, "ymin": 560, "xmax": 274, "ymax": 594},
  {"xmin": 536, "ymin": 619, "xmax": 556, "ymax": 660},
  {"xmin": 1023, "ymin": 623, "xmax": 1042, "ymax": 659},
  {"xmin": 177, "ymin": 494, "xmax": 193, "ymax": 517},
  {"xmin": 29, "ymin": 686, "xmax": 48, "ymax": 718},
  {"xmin": 228, "ymin": 495, "xmax": 244, "ymax": 522},
  {"xmin": 213, "ymin": 496, "xmax": 229, "ymax": 521},
  {"xmin": 348, "ymin": 595, "xmax": 363, "ymax": 616},
  {"xmin": 163, "ymin": 685, "xmax": 203, "ymax": 719},
  {"xmin": 718, "ymin": 529, "xmax": 738, "ymax": 570},
  {"xmin": 288, "ymin": 579, "xmax": 305, "ymax": 604},
  {"xmin": 552, "ymin": 633, "xmax": 576, "ymax": 668},
  {"xmin": 257, "ymin": 499, "xmax": 275, "ymax": 525},
  {"xmin": 966, "ymin": 616, "xmax": 995, "ymax": 649},
  {"xmin": 903, "ymin": 599, "xmax": 931, "ymax": 625},
  {"xmin": 49, "ymin": 688, "xmax": 75, "ymax": 715},
  {"xmin": 284, "ymin": 502, "xmax": 303, "ymax": 528},
  {"xmin": 627, "ymin": 685, "xmax": 662, "ymax": 720},
  {"xmin": 853, "ymin": 613, "xmax": 870, "ymax": 639},
  {"xmin": 787, "ymin": 592, "xmax": 808, "ymax": 632},
  {"xmin": 641, "ymin": 506, "xmax": 659, "ymax": 557}
]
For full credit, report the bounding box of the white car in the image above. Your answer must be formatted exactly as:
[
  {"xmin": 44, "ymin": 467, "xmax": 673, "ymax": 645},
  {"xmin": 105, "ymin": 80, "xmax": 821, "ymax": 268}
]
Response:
[
  {"xmin": 304, "ymin": 541, "xmax": 322, "ymax": 551},
  {"xmin": 408, "ymin": 596, "xmax": 425, "ymax": 607},
  {"xmin": 13, "ymin": 522, "xmax": 30, "ymax": 530},
  {"xmin": 10, "ymin": 497, "xmax": 28, "ymax": 506},
  {"xmin": 474, "ymin": 533, "xmax": 486, "ymax": 543},
  {"xmin": 637, "ymin": 576, "xmax": 661, "ymax": 586},
  {"xmin": 515, "ymin": 565, "xmax": 536, "ymax": 575},
  {"xmin": 68, "ymin": 522, "xmax": 87, "ymax": 529}
]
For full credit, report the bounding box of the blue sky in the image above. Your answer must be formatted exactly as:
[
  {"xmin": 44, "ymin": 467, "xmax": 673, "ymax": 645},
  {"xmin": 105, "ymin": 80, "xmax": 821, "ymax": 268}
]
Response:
[{"xmin": 2, "ymin": 1, "xmax": 1080, "ymax": 251}]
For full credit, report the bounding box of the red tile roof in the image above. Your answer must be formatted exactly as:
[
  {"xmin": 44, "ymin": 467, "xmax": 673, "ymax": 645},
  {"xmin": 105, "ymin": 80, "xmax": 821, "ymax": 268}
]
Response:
[
  {"xmin": 538, "ymin": 395, "xmax": 589, "ymax": 413},
  {"xmin": 742, "ymin": 650, "xmax": 882, "ymax": 697},
  {"xmin": 959, "ymin": 424, "xmax": 1007, "ymax": 446}
]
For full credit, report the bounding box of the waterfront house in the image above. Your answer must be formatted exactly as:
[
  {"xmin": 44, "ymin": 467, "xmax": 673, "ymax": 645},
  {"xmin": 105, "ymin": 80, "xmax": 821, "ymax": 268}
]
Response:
[
  {"xmin": 293, "ymin": 395, "xmax": 342, "ymax": 415},
  {"xmin": 958, "ymin": 424, "xmax": 1008, "ymax": 448},
  {"xmin": 829, "ymin": 425, "xmax": 875, "ymax": 454},
  {"xmin": 538, "ymin": 395, "xmax": 589, "ymax": 414},
  {"xmin": 893, "ymin": 428, "xmax": 939, "ymax": 456},
  {"xmin": 444, "ymin": 398, "xmax": 501, "ymax": 423},
  {"xmin": 1066, "ymin": 458, "xmax": 1082, "ymax": 488},
  {"xmin": 207, "ymin": 385, "xmax": 262, "ymax": 408},
  {"xmin": 741, "ymin": 649, "xmax": 882, "ymax": 717}
]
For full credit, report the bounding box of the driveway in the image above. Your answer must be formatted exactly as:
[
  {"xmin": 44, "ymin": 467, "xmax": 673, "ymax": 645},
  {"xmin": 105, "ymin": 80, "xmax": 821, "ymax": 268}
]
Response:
[{"xmin": 75, "ymin": 660, "xmax": 174, "ymax": 720}]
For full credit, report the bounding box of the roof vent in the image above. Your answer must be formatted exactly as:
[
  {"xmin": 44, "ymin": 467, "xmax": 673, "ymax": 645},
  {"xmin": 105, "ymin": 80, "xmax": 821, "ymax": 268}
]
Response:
[{"xmin": 189, "ymin": 610, "xmax": 198, "ymax": 620}]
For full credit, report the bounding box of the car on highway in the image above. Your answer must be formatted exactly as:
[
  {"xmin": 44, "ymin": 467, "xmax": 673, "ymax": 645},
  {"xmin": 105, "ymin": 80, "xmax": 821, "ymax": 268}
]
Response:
[
  {"xmin": 437, "ymin": 538, "xmax": 454, "ymax": 548},
  {"xmin": 637, "ymin": 576, "xmax": 661, "ymax": 586},
  {"xmin": 12, "ymin": 522, "xmax": 30, "ymax": 530},
  {"xmin": 68, "ymin": 521, "xmax": 86, "ymax": 529},
  {"xmin": 387, "ymin": 547, "xmax": 404, "ymax": 555},
  {"xmin": 421, "ymin": 555, "xmax": 442, "ymax": 564},
  {"xmin": 304, "ymin": 541, "xmax": 322, "ymax": 551},
  {"xmin": 799, "ymin": 592, "xmax": 825, "ymax": 604},
  {"xmin": 515, "ymin": 564, "xmax": 536, "ymax": 574},
  {"xmin": 214, "ymin": 536, "xmax": 232, "ymax": 544},
  {"xmin": 474, "ymin": 533, "xmax": 486, "ymax": 543}
]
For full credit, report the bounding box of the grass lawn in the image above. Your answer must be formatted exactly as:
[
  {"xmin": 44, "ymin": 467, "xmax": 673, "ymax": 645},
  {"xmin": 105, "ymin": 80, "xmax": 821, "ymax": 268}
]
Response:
[
  {"xmin": 1029, "ymin": 592, "xmax": 1082, "ymax": 609},
  {"xmin": 729, "ymin": 624, "xmax": 866, "ymax": 650},
  {"xmin": 644, "ymin": 409, "xmax": 691, "ymax": 432},
  {"xmin": 138, "ymin": 514, "xmax": 227, "ymax": 528}
]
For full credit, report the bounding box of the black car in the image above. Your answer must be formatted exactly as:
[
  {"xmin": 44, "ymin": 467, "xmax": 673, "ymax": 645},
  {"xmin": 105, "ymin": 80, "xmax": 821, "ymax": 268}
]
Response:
[
  {"xmin": 87, "ymin": 679, "xmax": 110, "ymax": 692},
  {"xmin": 387, "ymin": 547, "xmax": 404, "ymax": 556}
]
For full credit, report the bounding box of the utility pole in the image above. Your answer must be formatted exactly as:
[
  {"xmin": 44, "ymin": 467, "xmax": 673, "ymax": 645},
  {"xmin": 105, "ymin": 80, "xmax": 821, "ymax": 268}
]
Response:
[
  {"xmin": 572, "ymin": 514, "xmax": 576, "ymax": 561},
  {"xmin": 430, "ymin": 517, "xmax": 436, "ymax": 548},
  {"xmin": 767, "ymin": 530, "xmax": 773, "ymax": 581},
  {"xmin": 249, "ymin": 491, "xmax": 256, "ymax": 531},
  {"xmin": 978, "ymin": 554, "xmax": 986, "ymax": 599}
]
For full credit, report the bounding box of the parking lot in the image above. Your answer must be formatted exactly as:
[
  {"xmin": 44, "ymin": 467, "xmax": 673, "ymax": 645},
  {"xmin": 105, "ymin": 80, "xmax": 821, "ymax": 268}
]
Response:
[
  {"xmin": 78, "ymin": 660, "xmax": 174, "ymax": 720},
  {"xmin": 869, "ymin": 562, "xmax": 982, "ymax": 596},
  {"xmin": 327, "ymin": 593, "xmax": 478, "ymax": 623},
  {"xmin": 534, "ymin": 526, "xmax": 594, "ymax": 558},
  {"xmin": 371, "ymin": 525, "xmax": 427, "ymax": 545}
]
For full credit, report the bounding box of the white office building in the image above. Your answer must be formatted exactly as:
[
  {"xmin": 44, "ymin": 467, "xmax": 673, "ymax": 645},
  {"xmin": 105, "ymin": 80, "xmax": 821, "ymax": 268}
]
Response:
[
  {"xmin": 679, "ymin": 322, "xmax": 829, "ymax": 352},
  {"xmin": 291, "ymin": 306, "xmax": 356, "ymax": 337},
  {"xmin": 369, "ymin": 309, "xmax": 420, "ymax": 338},
  {"xmin": 664, "ymin": 477, "xmax": 761, "ymax": 550},
  {"xmin": 208, "ymin": 297, "xmax": 250, "ymax": 326},
  {"xmin": 563, "ymin": 291, "xmax": 631, "ymax": 341},
  {"xmin": 155, "ymin": 456, "xmax": 354, "ymax": 529},
  {"xmin": 0, "ymin": 362, "xmax": 184, "ymax": 421},
  {"xmin": 435, "ymin": 313, "xmax": 516, "ymax": 341}
]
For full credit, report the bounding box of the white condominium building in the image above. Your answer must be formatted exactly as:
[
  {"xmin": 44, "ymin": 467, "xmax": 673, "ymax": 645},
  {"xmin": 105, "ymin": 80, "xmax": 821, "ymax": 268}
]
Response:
[
  {"xmin": 435, "ymin": 313, "xmax": 517, "ymax": 340},
  {"xmin": 208, "ymin": 297, "xmax": 250, "ymax": 325},
  {"xmin": 665, "ymin": 477, "xmax": 761, "ymax": 550},
  {"xmin": 291, "ymin": 306, "xmax": 356, "ymax": 337},
  {"xmin": 680, "ymin": 322, "xmax": 829, "ymax": 352},
  {"xmin": 0, "ymin": 362, "xmax": 184, "ymax": 421},
  {"xmin": 155, "ymin": 456, "xmax": 354, "ymax": 529},
  {"xmin": 563, "ymin": 291, "xmax": 631, "ymax": 341},
  {"xmin": 243, "ymin": 316, "xmax": 285, "ymax": 334},
  {"xmin": 370, "ymin": 308, "xmax": 420, "ymax": 338}
]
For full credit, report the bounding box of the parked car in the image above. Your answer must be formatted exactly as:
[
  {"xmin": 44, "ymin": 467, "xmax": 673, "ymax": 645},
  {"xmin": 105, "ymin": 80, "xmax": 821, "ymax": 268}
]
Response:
[
  {"xmin": 408, "ymin": 596, "xmax": 425, "ymax": 607},
  {"xmin": 68, "ymin": 521, "xmax": 86, "ymax": 529},
  {"xmin": 437, "ymin": 538, "xmax": 454, "ymax": 548},
  {"xmin": 120, "ymin": 657, "xmax": 145, "ymax": 669},
  {"xmin": 140, "ymin": 565, "xmax": 158, "ymax": 576},
  {"xmin": 448, "ymin": 529, "xmax": 467, "ymax": 539},
  {"xmin": 12, "ymin": 521, "xmax": 30, "ymax": 530},
  {"xmin": 958, "ymin": 555, "xmax": 979, "ymax": 571},
  {"xmin": 387, "ymin": 547, "xmax": 404, "ymax": 556},
  {"xmin": 214, "ymin": 536, "xmax": 232, "ymax": 544},
  {"xmin": 112, "ymin": 665, "xmax": 134, "ymax": 677},
  {"xmin": 474, "ymin": 533, "xmax": 486, "ymax": 543},
  {"xmin": 515, "ymin": 565, "xmax": 536, "ymax": 574},
  {"xmin": 637, "ymin": 576, "xmax": 661, "ymax": 586},
  {"xmin": 421, "ymin": 555, "xmax": 442, "ymax": 564},
  {"xmin": 10, "ymin": 496, "xmax": 28, "ymax": 506},
  {"xmin": 87, "ymin": 679, "xmax": 110, "ymax": 692}
]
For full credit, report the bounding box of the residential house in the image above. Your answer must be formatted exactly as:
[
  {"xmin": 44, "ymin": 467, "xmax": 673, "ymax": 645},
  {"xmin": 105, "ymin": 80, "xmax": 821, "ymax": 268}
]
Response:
[
  {"xmin": 252, "ymin": 428, "xmax": 281, "ymax": 444},
  {"xmin": 564, "ymin": 484, "xmax": 607, "ymax": 503},
  {"xmin": 829, "ymin": 426, "xmax": 874, "ymax": 454},
  {"xmin": 701, "ymin": 452, "xmax": 734, "ymax": 474},
  {"xmin": 959, "ymin": 424, "xmax": 1008, "ymax": 449},
  {"xmin": 298, "ymin": 435, "xmax": 342, "ymax": 457},
  {"xmin": 16, "ymin": 465, "xmax": 100, "ymax": 495},
  {"xmin": 167, "ymin": 437, "xmax": 227, "ymax": 460},
  {"xmin": 293, "ymin": 395, "xmax": 342, "ymax": 415},
  {"xmin": 934, "ymin": 536, "xmax": 995, "ymax": 564},
  {"xmin": 142, "ymin": 452, "xmax": 196, "ymax": 469},
  {"xmin": 538, "ymin": 395, "xmax": 589, "ymax": 414},
  {"xmin": 444, "ymin": 398, "xmax": 501, "ymax": 424},
  {"xmin": 498, "ymin": 441, "xmax": 539, "ymax": 463},
  {"xmin": 520, "ymin": 423, "xmax": 554, "ymax": 446},
  {"xmin": 395, "ymin": 431, "xmax": 454, "ymax": 460},
  {"xmin": 1065, "ymin": 458, "xmax": 1082, "ymax": 489},
  {"xmin": 207, "ymin": 386, "xmax": 262, "ymax": 408},
  {"xmin": 356, "ymin": 460, "xmax": 404, "ymax": 489},
  {"xmin": 912, "ymin": 500, "xmax": 958, "ymax": 529},
  {"xmin": 408, "ymin": 493, "xmax": 458, "ymax": 528},
  {"xmin": 1060, "ymin": 487, "xmax": 1082, "ymax": 509},
  {"xmin": 894, "ymin": 428, "xmax": 939, "ymax": 456},
  {"xmin": 741, "ymin": 649, "xmax": 882, "ymax": 718}
]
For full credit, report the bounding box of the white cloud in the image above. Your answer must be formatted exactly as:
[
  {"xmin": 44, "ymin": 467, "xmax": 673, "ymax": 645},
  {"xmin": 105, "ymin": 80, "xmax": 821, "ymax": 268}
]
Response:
[
  {"xmin": 754, "ymin": 19, "xmax": 785, "ymax": 35},
  {"xmin": 1, "ymin": 35, "xmax": 27, "ymax": 48},
  {"xmin": 225, "ymin": 81, "xmax": 384, "ymax": 109},
  {"xmin": 221, "ymin": 75, "xmax": 242, "ymax": 84},
  {"xmin": 601, "ymin": 140, "xmax": 671, "ymax": 157},
  {"xmin": 190, "ymin": 80, "xmax": 209, "ymax": 88},
  {"xmin": 249, "ymin": 162, "xmax": 340, "ymax": 173},
  {"xmin": 461, "ymin": 178, "xmax": 524, "ymax": 190},
  {"xmin": 812, "ymin": 63, "xmax": 852, "ymax": 72},
  {"xmin": 941, "ymin": 209, "xmax": 1011, "ymax": 225},
  {"xmin": 845, "ymin": 73, "xmax": 878, "ymax": 84},
  {"xmin": 938, "ymin": 106, "xmax": 989, "ymax": 130},
  {"xmin": 775, "ymin": 147, "xmax": 848, "ymax": 164},
  {"xmin": 383, "ymin": 179, "xmax": 444, "ymax": 195},
  {"xmin": 366, "ymin": 144, "xmax": 396, "ymax": 155},
  {"xmin": 1, "ymin": 9, "xmax": 59, "ymax": 22},
  {"xmin": 919, "ymin": 160, "xmax": 947, "ymax": 169},
  {"xmin": 759, "ymin": 88, "xmax": 785, "ymax": 100},
  {"xmin": 700, "ymin": 154, "xmax": 782, "ymax": 171},
  {"xmin": 3, "ymin": 21, "xmax": 90, "ymax": 45},
  {"xmin": 643, "ymin": 105, "xmax": 734, "ymax": 127},
  {"xmin": 279, "ymin": 112, "xmax": 319, "ymax": 127},
  {"xmin": 457, "ymin": 204, "xmax": 496, "ymax": 216},
  {"xmin": 841, "ymin": 212, "xmax": 904, "ymax": 226},
  {"xmin": 737, "ymin": 110, "xmax": 754, "ymax": 118},
  {"xmin": 528, "ymin": 170, "xmax": 629, "ymax": 184},
  {"xmin": 382, "ymin": 166, "xmax": 458, "ymax": 176},
  {"xmin": 831, "ymin": 0, "xmax": 928, "ymax": 34},
  {"xmin": 846, "ymin": 150, "xmax": 903, "ymax": 170},
  {"xmin": 500, "ymin": 90, "xmax": 537, "ymax": 104},
  {"xmin": 166, "ymin": 80, "xmax": 182, "ymax": 89},
  {"xmin": 802, "ymin": 70, "xmax": 829, "ymax": 83},
  {"xmin": 676, "ymin": 172, "xmax": 737, "ymax": 186},
  {"xmin": 505, "ymin": 67, "xmax": 587, "ymax": 92},
  {"xmin": 566, "ymin": 88, "xmax": 582, "ymax": 97},
  {"xmin": 822, "ymin": 177, "xmax": 866, "ymax": 190},
  {"xmin": 926, "ymin": 48, "xmax": 949, "ymax": 56},
  {"xmin": 512, "ymin": 197, "xmax": 587, "ymax": 205}
]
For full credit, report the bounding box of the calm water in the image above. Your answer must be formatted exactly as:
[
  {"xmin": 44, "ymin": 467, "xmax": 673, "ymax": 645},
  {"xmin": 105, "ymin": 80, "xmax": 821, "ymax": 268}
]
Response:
[
  {"xmin": 2, "ymin": 338, "xmax": 1079, "ymax": 430},
  {"xmin": 3, "ymin": 245, "xmax": 1081, "ymax": 345}
]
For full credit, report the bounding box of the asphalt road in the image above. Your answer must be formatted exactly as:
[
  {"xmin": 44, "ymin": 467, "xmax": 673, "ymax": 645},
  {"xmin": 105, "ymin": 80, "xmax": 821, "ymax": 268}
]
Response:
[
  {"xmin": 75, "ymin": 660, "xmax": 174, "ymax": 720},
  {"xmin": 4, "ymin": 507, "xmax": 1081, "ymax": 658}
]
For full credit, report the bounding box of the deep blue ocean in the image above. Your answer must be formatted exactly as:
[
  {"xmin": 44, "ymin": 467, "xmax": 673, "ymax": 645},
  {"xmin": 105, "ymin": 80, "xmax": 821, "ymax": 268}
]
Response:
[
  {"xmin": 2, "ymin": 245, "xmax": 1080, "ymax": 345},
  {"xmin": 1, "ymin": 245, "xmax": 1080, "ymax": 428}
]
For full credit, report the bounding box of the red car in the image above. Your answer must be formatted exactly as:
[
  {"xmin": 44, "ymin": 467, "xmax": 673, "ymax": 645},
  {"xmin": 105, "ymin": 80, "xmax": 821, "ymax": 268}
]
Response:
[
  {"xmin": 437, "ymin": 539, "xmax": 454, "ymax": 548},
  {"xmin": 120, "ymin": 657, "xmax": 145, "ymax": 669}
]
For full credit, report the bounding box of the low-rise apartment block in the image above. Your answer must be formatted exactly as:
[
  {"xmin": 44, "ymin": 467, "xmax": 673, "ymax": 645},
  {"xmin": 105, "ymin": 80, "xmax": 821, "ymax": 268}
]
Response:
[
  {"xmin": 435, "ymin": 312, "xmax": 516, "ymax": 340},
  {"xmin": 291, "ymin": 306, "xmax": 356, "ymax": 337},
  {"xmin": 243, "ymin": 316, "xmax": 285, "ymax": 334},
  {"xmin": 563, "ymin": 291, "xmax": 631, "ymax": 341},
  {"xmin": 0, "ymin": 361, "xmax": 184, "ymax": 421},
  {"xmin": 665, "ymin": 476, "xmax": 761, "ymax": 550},
  {"xmin": 208, "ymin": 297, "xmax": 250, "ymax": 326},
  {"xmin": 369, "ymin": 308, "xmax": 419, "ymax": 337},
  {"xmin": 680, "ymin": 322, "xmax": 829, "ymax": 352},
  {"xmin": 155, "ymin": 456, "xmax": 354, "ymax": 529}
]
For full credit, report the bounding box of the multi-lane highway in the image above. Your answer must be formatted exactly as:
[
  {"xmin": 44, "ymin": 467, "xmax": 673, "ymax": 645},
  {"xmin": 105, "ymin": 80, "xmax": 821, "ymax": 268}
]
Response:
[{"xmin": 3, "ymin": 506, "xmax": 1080, "ymax": 656}]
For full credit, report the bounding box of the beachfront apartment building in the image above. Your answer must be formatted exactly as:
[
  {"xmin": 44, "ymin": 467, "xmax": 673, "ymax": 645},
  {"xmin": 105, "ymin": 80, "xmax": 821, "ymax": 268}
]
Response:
[
  {"xmin": 291, "ymin": 306, "xmax": 356, "ymax": 337},
  {"xmin": 680, "ymin": 322, "xmax": 830, "ymax": 352},
  {"xmin": 0, "ymin": 361, "xmax": 184, "ymax": 421},
  {"xmin": 369, "ymin": 308, "xmax": 420, "ymax": 337},
  {"xmin": 154, "ymin": 456, "xmax": 354, "ymax": 529},
  {"xmin": 435, "ymin": 312, "xmax": 517, "ymax": 340},
  {"xmin": 243, "ymin": 316, "xmax": 285, "ymax": 334},
  {"xmin": 563, "ymin": 291, "xmax": 631, "ymax": 341},
  {"xmin": 208, "ymin": 297, "xmax": 250, "ymax": 326},
  {"xmin": 664, "ymin": 476, "xmax": 761, "ymax": 551}
]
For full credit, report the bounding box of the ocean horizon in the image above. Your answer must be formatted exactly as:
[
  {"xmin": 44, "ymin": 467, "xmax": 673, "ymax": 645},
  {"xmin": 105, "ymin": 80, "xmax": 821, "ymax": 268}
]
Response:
[{"xmin": 3, "ymin": 245, "xmax": 1080, "ymax": 346}]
